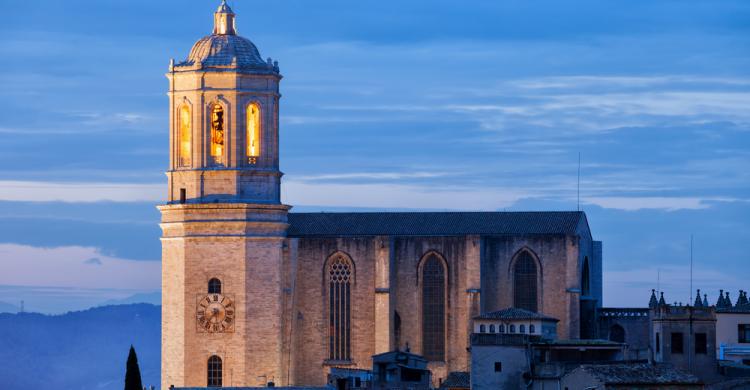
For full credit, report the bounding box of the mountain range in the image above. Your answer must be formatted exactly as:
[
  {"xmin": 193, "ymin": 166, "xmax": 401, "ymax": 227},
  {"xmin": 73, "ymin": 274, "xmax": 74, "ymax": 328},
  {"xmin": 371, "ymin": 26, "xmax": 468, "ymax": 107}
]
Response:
[{"xmin": 0, "ymin": 304, "xmax": 160, "ymax": 390}]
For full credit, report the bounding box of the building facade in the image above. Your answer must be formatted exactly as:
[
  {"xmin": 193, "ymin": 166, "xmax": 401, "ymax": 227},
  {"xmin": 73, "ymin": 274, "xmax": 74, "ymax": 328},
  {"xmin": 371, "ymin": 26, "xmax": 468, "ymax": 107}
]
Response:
[{"xmin": 160, "ymin": 2, "xmax": 603, "ymax": 389}]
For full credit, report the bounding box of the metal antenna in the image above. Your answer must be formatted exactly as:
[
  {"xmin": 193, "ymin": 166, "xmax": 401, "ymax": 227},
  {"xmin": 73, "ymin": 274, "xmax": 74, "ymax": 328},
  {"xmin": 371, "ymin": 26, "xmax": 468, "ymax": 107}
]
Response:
[
  {"xmin": 690, "ymin": 234, "xmax": 694, "ymax": 305},
  {"xmin": 577, "ymin": 152, "xmax": 581, "ymax": 211}
]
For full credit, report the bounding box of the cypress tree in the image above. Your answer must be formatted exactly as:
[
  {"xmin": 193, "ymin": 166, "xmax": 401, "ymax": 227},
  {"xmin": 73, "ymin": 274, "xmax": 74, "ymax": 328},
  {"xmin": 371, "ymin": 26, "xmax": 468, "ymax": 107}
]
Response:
[{"xmin": 125, "ymin": 345, "xmax": 144, "ymax": 390}]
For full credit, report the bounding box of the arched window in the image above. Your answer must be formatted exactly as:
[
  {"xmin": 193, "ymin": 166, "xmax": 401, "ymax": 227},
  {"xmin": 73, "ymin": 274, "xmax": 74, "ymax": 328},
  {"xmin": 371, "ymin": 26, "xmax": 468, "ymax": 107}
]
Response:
[
  {"xmin": 609, "ymin": 324, "xmax": 625, "ymax": 343},
  {"xmin": 207, "ymin": 355, "xmax": 222, "ymax": 387},
  {"xmin": 210, "ymin": 104, "xmax": 225, "ymax": 162},
  {"xmin": 529, "ymin": 324, "xmax": 536, "ymax": 334},
  {"xmin": 510, "ymin": 324, "xmax": 516, "ymax": 333},
  {"xmin": 513, "ymin": 251, "xmax": 538, "ymax": 312},
  {"xmin": 582, "ymin": 257, "xmax": 591, "ymax": 296},
  {"xmin": 479, "ymin": 324, "xmax": 486, "ymax": 333},
  {"xmin": 499, "ymin": 324, "xmax": 505, "ymax": 333},
  {"xmin": 520, "ymin": 324, "xmax": 526, "ymax": 333},
  {"xmin": 489, "ymin": 324, "xmax": 496, "ymax": 333},
  {"xmin": 328, "ymin": 253, "xmax": 352, "ymax": 361},
  {"xmin": 246, "ymin": 102, "xmax": 261, "ymax": 163},
  {"xmin": 208, "ymin": 278, "xmax": 222, "ymax": 294},
  {"xmin": 178, "ymin": 104, "xmax": 191, "ymax": 167},
  {"xmin": 422, "ymin": 254, "xmax": 446, "ymax": 361}
]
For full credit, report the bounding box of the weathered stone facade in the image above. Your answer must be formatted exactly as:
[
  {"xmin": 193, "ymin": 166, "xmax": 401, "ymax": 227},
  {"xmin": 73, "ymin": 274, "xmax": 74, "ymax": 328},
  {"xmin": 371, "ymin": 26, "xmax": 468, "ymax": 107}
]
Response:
[{"xmin": 161, "ymin": 3, "xmax": 603, "ymax": 389}]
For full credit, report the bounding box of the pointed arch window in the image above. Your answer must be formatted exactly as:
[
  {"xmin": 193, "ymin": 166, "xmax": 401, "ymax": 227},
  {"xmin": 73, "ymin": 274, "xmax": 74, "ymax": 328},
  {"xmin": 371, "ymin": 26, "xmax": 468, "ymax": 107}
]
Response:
[
  {"xmin": 246, "ymin": 102, "xmax": 261, "ymax": 164},
  {"xmin": 210, "ymin": 104, "xmax": 225, "ymax": 163},
  {"xmin": 422, "ymin": 254, "xmax": 446, "ymax": 361},
  {"xmin": 328, "ymin": 254, "xmax": 352, "ymax": 361},
  {"xmin": 582, "ymin": 257, "xmax": 591, "ymax": 296},
  {"xmin": 178, "ymin": 104, "xmax": 192, "ymax": 167},
  {"xmin": 207, "ymin": 355, "xmax": 222, "ymax": 387},
  {"xmin": 513, "ymin": 251, "xmax": 538, "ymax": 312}
]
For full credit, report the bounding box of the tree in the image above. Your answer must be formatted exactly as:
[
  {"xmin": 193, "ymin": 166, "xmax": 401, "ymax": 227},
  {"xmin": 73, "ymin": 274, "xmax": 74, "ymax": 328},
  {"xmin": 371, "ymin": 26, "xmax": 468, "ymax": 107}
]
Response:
[{"xmin": 125, "ymin": 345, "xmax": 144, "ymax": 390}]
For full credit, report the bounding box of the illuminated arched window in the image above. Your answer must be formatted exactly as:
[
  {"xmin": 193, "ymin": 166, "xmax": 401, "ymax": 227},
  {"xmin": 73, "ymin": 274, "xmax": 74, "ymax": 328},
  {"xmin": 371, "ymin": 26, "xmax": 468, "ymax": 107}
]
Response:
[
  {"xmin": 489, "ymin": 324, "xmax": 496, "ymax": 333},
  {"xmin": 520, "ymin": 324, "xmax": 526, "ymax": 333},
  {"xmin": 178, "ymin": 104, "xmax": 191, "ymax": 167},
  {"xmin": 246, "ymin": 102, "xmax": 261, "ymax": 163},
  {"xmin": 513, "ymin": 251, "xmax": 538, "ymax": 312},
  {"xmin": 479, "ymin": 324, "xmax": 486, "ymax": 333},
  {"xmin": 328, "ymin": 253, "xmax": 353, "ymax": 361},
  {"xmin": 499, "ymin": 324, "xmax": 505, "ymax": 333},
  {"xmin": 207, "ymin": 355, "xmax": 222, "ymax": 387},
  {"xmin": 529, "ymin": 324, "xmax": 536, "ymax": 334},
  {"xmin": 510, "ymin": 324, "xmax": 516, "ymax": 333},
  {"xmin": 210, "ymin": 104, "xmax": 225, "ymax": 162},
  {"xmin": 208, "ymin": 278, "xmax": 221, "ymax": 294},
  {"xmin": 422, "ymin": 254, "xmax": 446, "ymax": 361}
]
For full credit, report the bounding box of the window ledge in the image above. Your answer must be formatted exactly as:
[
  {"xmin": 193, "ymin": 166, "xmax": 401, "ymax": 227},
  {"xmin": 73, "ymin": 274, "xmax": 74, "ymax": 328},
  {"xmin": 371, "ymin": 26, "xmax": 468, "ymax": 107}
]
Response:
[{"xmin": 323, "ymin": 359, "xmax": 356, "ymax": 366}]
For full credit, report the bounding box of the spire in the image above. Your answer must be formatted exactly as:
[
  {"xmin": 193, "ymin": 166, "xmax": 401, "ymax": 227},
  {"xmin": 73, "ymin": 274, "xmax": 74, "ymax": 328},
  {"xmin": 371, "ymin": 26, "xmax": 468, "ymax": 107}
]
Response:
[
  {"xmin": 694, "ymin": 289, "xmax": 703, "ymax": 307},
  {"xmin": 213, "ymin": 0, "xmax": 237, "ymax": 35},
  {"xmin": 649, "ymin": 289, "xmax": 658, "ymax": 309},
  {"xmin": 717, "ymin": 289, "xmax": 725, "ymax": 307},
  {"xmin": 740, "ymin": 291, "xmax": 749, "ymax": 306},
  {"xmin": 703, "ymin": 294, "xmax": 709, "ymax": 307},
  {"xmin": 737, "ymin": 290, "xmax": 744, "ymax": 307},
  {"xmin": 658, "ymin": 292, "xmax": 666, "ymax": 306},
  {"xmin": 726, "ymin": 291, "xmax": 733, "ymax": 308}
]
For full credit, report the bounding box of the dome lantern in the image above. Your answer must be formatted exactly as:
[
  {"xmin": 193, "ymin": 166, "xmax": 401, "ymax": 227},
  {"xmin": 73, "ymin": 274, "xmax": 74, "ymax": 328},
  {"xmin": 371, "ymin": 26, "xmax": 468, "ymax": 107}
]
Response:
[{"xmin": 213, "ymin": 0, "xmax": 236, "ymax": 35}]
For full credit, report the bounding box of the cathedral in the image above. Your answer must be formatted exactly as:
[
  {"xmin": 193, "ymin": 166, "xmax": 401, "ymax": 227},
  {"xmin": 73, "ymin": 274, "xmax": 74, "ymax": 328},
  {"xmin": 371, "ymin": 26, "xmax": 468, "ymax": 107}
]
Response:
[{"xmin": 160, "ymin": 2, "xmax": 603, "ymax": 389}]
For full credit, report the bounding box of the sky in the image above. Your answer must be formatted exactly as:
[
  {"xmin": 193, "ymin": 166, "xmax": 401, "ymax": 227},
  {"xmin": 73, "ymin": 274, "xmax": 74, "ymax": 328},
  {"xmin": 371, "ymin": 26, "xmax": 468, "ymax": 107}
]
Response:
[{"xmin": 0, "ymin": 0, "xmax": 748, "ymax": 313}]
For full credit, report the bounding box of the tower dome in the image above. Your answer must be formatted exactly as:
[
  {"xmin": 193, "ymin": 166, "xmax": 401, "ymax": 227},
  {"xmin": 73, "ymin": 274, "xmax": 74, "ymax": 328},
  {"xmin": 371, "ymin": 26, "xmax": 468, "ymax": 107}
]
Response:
[{"xmin": 175, "ymin": 0, "xmax": 278, "ymax": 73}]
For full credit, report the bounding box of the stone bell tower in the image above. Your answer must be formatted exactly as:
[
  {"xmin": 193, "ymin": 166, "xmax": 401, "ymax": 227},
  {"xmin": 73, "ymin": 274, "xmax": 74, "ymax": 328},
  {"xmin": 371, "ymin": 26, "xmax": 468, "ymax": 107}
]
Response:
[{"xmin": 160, "ymin": 1, "xmax": 289, "ymax": 388}]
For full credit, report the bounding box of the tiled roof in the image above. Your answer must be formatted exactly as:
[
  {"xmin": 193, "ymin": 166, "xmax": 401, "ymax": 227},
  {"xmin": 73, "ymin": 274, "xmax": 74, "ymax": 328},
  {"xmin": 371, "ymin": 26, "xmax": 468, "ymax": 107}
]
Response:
[
  {"xmin": 287, "ymin": 211, "xmax": 585, "ymax": 237},
  {"xmin": 574, "ymin": 363, "xmax": 700, "ymax": 385},
  {"xmin": 440, "ymin": 372, "xmax": 470, "ymax": 389},
  {"xmin": 474, "ymin": 307, "xmax": 559, "ymax": 321},
  {"xmin": 179, "ymin": 34, "xmax": 267, "ymax": 69}
]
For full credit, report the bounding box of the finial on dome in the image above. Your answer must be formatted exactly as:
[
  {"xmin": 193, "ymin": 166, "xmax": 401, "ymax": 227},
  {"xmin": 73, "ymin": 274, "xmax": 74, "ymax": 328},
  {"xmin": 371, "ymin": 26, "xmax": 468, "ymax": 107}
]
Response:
[{"xmin": 214, "ymin": 0, "xmax": 237, "ymax": 35}]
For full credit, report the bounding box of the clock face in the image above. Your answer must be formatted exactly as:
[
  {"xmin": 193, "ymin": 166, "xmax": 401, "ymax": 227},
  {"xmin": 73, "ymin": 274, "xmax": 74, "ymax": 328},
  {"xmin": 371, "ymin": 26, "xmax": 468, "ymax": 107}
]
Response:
[{"xmin": 196, "ymin": 293, "xmax": 235, "ymax": 333}]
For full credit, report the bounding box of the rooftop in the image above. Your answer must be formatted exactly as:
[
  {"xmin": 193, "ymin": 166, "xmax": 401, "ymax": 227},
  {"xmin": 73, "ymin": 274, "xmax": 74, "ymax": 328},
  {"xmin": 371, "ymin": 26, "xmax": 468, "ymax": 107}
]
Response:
[
  {"xmin": 287, "ymin": 211, "xmax": 588, "ymax": 237},
  {"xmin": 572, "ymin": 363, "xmax": 700, "ymax": 385},
  {"xmin": 474, "ymin": 307, "xmax": 559, "ymax": 321},
  {"xmin": 439, "ymin": 372, "xmax": 470, "ymax": 389}
]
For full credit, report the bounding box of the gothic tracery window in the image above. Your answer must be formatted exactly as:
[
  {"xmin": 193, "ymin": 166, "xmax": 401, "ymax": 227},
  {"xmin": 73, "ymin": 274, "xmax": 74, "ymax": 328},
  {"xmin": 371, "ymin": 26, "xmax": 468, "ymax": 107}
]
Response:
[
  {"xmin": 513, "ymin": 251, "xmax": 538, "ymax": 312},
  {"xmin": 422, "ymin": 254, "xmax": 446, "ymax": 361},
  {"xmin": 178, "ymin": 104, "xmax": 191, "ymax": 167},
  {"xmin": 246, "ymin": 102, "xmax": 261, "ymax": 163},
  {"xmin": 207, "ymin": 355, "xmax": 222, "ymax": 387},
  {"xmin": 328, "ymin": 254, "xmax": 352, "ymax": 361},
  {"xmin": 210, "ymin": 104, "xmax": 225, "ymax": 162}
]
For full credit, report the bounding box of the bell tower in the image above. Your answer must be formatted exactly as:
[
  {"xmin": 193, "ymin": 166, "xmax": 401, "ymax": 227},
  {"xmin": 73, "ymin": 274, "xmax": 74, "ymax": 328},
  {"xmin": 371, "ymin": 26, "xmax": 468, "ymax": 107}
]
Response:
[{"xmin": 160, "ymin": 1, "xmax": 289, "ymax": 388}]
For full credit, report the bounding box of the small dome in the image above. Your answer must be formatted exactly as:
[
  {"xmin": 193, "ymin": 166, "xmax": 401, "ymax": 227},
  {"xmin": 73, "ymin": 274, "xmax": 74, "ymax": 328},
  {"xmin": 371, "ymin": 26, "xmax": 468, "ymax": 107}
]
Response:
[{"xmin": 181, "ymin": 34, "xmax": 266, "ymax": 68}]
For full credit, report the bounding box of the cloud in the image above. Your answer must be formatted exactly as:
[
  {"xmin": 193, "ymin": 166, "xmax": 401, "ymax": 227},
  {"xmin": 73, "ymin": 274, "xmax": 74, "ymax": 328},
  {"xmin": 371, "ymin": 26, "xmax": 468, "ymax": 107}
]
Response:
[
  {"xmin": 0, "ymin": 244, "xmax": 160, "ymax": 290},
  {"xmin": 0, "ymin": 181, "xmax": 163, "ymax": 202},
  {"xmin": 83, "ymin": 257, "xmax": 102, "ymax": 265}
]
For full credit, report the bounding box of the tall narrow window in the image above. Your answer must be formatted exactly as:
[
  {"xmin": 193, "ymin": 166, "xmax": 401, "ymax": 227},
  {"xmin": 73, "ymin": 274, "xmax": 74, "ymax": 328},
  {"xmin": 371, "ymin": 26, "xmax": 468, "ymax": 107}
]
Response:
[
  {"xmin": 609, "ymin": 324, "xmax": 625, "ymax": 343},
  {"xmin": 513, "ymin": 251, "xmax": 538, "ymax": 312},
  {"xmin": 207, "ymin": 355, "xmax": 222, "ymax": 387},
  {"xmin": 695, "ymin": 333, "xmax": 708, "ymax": 354},
  {"xmin": 246, "ymin": 103, "xmax": 261, "ymax": 164},
  {"xmin": 671, "ymin": 332, "xmax": 684, "ymax": 354},
  {"xmin": 328, "ymin": 254, "xmax": 352, "ymax": 361},
  {"xmin": 210, "ymin": 104, "xmax": 225, "ymax": 162},
  {"xmin": 422, "ymin": 254, "xmax": 446, "ymax": 361},
  {"xmin": 208, "ymin": 278, "xmax": 222, "ymax": 294},
  {"xmin": 178, "ymin": 104, "xmax": 192, "ymax": 167},
  {"xmin": 581, "ymin": 257, "xmax": 591, "ymax": 296}
]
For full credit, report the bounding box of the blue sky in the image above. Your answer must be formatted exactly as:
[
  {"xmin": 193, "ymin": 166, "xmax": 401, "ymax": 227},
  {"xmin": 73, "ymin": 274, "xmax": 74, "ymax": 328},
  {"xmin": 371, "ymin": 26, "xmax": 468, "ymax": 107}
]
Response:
[{"xmin": 0, "ymin": 0, "xmax": 748, "ymax": 313}]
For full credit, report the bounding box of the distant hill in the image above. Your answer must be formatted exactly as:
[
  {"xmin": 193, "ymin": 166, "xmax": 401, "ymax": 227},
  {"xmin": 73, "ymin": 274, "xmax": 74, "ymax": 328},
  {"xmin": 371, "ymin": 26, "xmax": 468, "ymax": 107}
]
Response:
[
  {"xmin": 100, "ymin": 291, "xmax": 161, "ymax": 306},
  {"xmin": 0, "ymin": 304, "xmax": 160, "ymax": 390},
  {"xmin": 0, "ymin": 301, "xmax": 18, "ymax": 313}
]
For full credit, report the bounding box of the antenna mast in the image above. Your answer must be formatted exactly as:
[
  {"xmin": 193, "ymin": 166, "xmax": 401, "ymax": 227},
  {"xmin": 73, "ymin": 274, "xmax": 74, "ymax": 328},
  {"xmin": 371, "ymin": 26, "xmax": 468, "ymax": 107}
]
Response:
[{"xmin": 577, "ymin": 152, "xmax": 581, "ymax": 211}]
